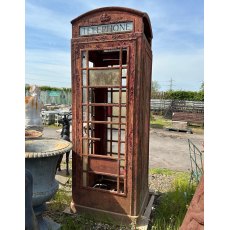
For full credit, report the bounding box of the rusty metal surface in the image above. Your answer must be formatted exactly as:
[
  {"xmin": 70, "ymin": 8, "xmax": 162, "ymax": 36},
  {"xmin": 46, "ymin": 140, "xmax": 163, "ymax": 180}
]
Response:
[
  {"xmin": 88, "ymin": 157, "xmax": 118, "ymax": 175},
  {"xmin": 71, "ymin": 7, "xmax": 152, "ymax": 220},
  {"xmin": 180, "ymin": 176, "xmax": 204, "ymax": 230}
]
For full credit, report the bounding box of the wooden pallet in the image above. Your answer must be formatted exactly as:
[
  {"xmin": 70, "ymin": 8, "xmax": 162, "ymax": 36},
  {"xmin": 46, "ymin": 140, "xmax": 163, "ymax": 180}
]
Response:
[{"xmin": 164, "ymin": 127, "xmax": 193, "ymax": 134}]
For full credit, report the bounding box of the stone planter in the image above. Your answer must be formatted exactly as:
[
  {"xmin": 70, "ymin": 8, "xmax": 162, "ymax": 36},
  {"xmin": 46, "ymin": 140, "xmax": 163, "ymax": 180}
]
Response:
[
  {"xmin": 25, "ymin": 95, "xmax": 44, "ymax": 132},
  {"xmin": 25, "ymin": 130, "xmax": 43, "ymax": 139},
  {"xmin": 25, "ymin": 138, "xmax": 72, "ymax": 229}
]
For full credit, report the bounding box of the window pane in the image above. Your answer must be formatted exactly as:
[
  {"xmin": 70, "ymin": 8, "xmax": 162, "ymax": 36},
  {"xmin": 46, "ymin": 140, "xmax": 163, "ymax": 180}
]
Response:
[
  {"xmin": 82, "ymin": 88, "xmax": 87, "ymax": 103},
  {"xmin": 82, "ymin": 70, "xmax": 87, "ymax": 86},
  {"xmin": 89, "ymin": 69, "xmax": 120, "ymax": 86},
  {"xmin": 81, "ymin": 51, "xmax": 87, "ymax": 68}
]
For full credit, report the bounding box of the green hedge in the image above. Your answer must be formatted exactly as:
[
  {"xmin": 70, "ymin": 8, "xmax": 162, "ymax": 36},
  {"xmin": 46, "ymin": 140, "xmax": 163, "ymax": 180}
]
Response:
[
  {"xmin": 25, "ymin": 86, "xmax": 204, "ymax": 101},
  {"xmin": 163, "ymin": 91, "xmax": 204, "ymax": 101},
  {"xmin": 25, "ymin": 85, "xmax": 71, "ymax": 92}
]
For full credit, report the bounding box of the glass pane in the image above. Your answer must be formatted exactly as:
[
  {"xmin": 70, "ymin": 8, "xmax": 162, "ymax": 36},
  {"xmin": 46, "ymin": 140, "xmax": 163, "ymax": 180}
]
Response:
[
  {"xmin": 82, "ymin": 106, "xmax": 87, "ymax": 121},
  {"xmin": 82, "ymin": 70, "xmax": 87, "ymax": 86},
  {"xmin": 81, "ymin": 51, "xmax": 87, "ymax": 68},
  {"xmin": 121, "ymin": 91, "xmax": 126, "ymax": 104},
  {"xmin": 120, "ymin": 143, "xmax": 125, "ymax": 154},
  {"xmin": 88, "ymin": 106, "xmax": 93, "ymax": 121},
  {"xmin": 107, "ymin": 89, "xmax": 112, "ymax": 103},
  {"xmin": 122, "ymin": 78, "xmax": 126, "ymax": 87},
  {"xmin": 121, "ymin": 107, "xmax": 126, "ymax": 117},
  {"xmin": 112, "ymin": 129, "xmax": 119, "ymax": 141},
  {"xmin": 107, "ymin": 129, "xmax": 111, "ymax": 140},
  {"xmin": 107, "ymin": 141, "xmax": 112, "ymax": 154},
  {"xmin": 120, "ymin": 130, "xmax": 126, "ymax": 142},
  {"xmin": 112, "ymin": 117, "xmax": 119, "ymax": 129},
  {"xmin": 88, "ymin": 88, "xmax": 94, "ymax": 103},
  {"xmin": 111, "ymin": 141, "xmax": 118, "ymax": 154},
  {"xmin": 111, "ymin": 90, "xmax": 126, "ymax": 103},
  {"xmin": 89, "ymin": 69, "xmax": 120, "ymax": 86},
  {"xmin": 112, "ymin": 91, "xmax": 119, "ymax": 103},
  {"xmin": 82, "ymin": 88, "xmax": 87, "ymax": 103},
  {"xmin": 122, "ymin": 69, "xmax": 127, "ymax": 78},
  {"xmin": 112, "ymin": 107, "xmax": 119, "ymax": 117}
]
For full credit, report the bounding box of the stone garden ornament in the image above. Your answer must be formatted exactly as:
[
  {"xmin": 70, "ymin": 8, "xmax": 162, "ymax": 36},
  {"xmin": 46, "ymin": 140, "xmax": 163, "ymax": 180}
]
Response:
[{"xmin": 25, "ymin": 85, "xmax": 44, "ymax": 132}]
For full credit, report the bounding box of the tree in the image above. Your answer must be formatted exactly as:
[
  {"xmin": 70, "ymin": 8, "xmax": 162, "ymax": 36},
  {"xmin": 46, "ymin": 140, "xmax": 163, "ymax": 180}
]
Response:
[
  {"xmin": 200, "ymin": 81, "xmax": 204, "ymax": 92},
  {"xmin": 151, "ymin": 80, "xmax": 161, "ymax": 98}
]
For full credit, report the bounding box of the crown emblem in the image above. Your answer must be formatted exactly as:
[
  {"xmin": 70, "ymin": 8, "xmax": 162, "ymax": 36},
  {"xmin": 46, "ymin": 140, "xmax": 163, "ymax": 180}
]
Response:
[{"xmin": 100, "ymin": 13, "xmax": 111, "ymax": 22}]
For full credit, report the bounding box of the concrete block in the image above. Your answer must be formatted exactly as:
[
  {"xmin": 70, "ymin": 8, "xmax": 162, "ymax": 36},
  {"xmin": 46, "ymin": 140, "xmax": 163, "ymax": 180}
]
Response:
[{"xmin": 172, "ymin": 121, "xmax": 188, "ymax": 130}]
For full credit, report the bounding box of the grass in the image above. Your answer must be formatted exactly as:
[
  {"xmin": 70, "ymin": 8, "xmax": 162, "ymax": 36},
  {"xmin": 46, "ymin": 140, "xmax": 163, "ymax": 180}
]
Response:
[
  {"xmin": 189, "ymin": 124, "xmax": 204, "ymax": 135},
  {"xmin": 150, "ymin": 115, "xmax": 172, "ymax": 128},
  {"xmin": 45, "ymin": 168, "xmax": 198, "ymax": 230},
  {"xmin": 149, "ymin": 168, "xmax": 198, "ymax": 230},
  {"xmin": 149, "ymin": 168, "xmax": 176, "ymax": 176},
  {"xmin": 46, "ymin": 186, "xmax": 131, "ymax": 229}
]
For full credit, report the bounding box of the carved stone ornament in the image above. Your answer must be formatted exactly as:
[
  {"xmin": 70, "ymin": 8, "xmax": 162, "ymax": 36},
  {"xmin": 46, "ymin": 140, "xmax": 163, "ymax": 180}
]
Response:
[{"xmin": 100, "ymin": 13, "xmax": 111, "ymax": 22}]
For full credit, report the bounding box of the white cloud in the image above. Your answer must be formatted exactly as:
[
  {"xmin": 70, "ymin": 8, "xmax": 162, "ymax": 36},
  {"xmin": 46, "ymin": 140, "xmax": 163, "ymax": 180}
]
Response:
[
  {"xmin": 25, "ymin": 49, "xmax": 71, "ymax": 87},
  {"xmin": 153, "ymin": 49, "xmax": 204, "ymax": 91},
  {"xmin": 25, "ymin": 0, "xmax": 203, "ymax": 90},
  {"xmin": 26, "ymin": 2, "xmax": 71, "ymax": 39}
]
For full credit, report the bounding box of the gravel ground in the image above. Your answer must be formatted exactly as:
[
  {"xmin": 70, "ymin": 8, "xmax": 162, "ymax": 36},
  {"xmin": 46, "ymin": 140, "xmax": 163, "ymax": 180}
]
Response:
[{"xmin": 149, "ymin": 174, "xmax": 175, "ymax": 194}]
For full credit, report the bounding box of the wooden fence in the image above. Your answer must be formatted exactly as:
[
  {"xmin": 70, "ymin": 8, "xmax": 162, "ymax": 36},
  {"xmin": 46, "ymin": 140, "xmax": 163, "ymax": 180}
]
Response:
[{"xmin": 150, "ymin": 99, "xmax": 204, "ymax": 114}]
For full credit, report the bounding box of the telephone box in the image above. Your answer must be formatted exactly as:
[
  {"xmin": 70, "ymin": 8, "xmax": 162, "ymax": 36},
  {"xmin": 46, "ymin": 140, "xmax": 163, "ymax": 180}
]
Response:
[{"xmin": 71, "ymin": 7, "xmax": 152, "ymax": 223}]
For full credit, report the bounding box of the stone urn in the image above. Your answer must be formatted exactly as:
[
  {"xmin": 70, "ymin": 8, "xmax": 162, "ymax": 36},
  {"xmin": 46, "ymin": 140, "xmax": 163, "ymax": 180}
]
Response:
[
  {"xmin": 25, "ymin": 138, "xmax": 72, "ymax": 229},
  {"xmin": 25, "ymin": 85, "xmax": 44, "ymax": 132}
]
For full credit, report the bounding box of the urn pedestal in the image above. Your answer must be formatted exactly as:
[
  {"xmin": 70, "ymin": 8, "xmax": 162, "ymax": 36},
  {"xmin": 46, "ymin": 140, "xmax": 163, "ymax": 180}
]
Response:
[{"xmin": 25, "ymin": 138, "xmax": 72, "ymax": 230}]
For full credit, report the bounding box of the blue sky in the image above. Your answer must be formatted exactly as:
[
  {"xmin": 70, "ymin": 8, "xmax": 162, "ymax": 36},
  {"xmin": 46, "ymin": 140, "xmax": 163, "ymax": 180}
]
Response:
[{"xmin": 25, "ymin": 0, "xmax": 204, "ymax": 91}]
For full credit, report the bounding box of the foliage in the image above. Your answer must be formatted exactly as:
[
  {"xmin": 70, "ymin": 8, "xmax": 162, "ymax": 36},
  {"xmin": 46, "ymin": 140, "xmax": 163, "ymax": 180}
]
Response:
[
  {"xmin": 151, "ymin": 170, "xmax": 197, "ymax": 230},
  {"xmin": 150, "ymin": 115, "xmax": 171, "ymax": 128},
  {"xmin": 25, "ymin": 85, "xmax": 30, "ymax": 91},
  {"xmin": 200, "ymin": 81, "xmax": 204, "ymax": 92},
  {"xmin": 59, "ymin": 214, "xmax": 130, "ymax": 230},
  {"xmin": 47, "ymin": 167, "xmax": 198, "ymax": 230},
  {"xmin": 149, "ymin": 168, "xmax": 176, "ymax": 176},
  {"xmin": 151, "ymin": 80, "xmax": 161, "ymax": 98},
  {"xmin": 25, "ymin": 85, "xmax": 72, "ymax": 92},
  {"xmin": 164, "ymin": 90, "xmax": 204, "ymax": 101},
  {"xmin": 47, "ymin": 188, "xmax": 131, "ymax": 229},
  {"xmin": 48, "ymin": 190, "xmax": 72, "ymax": 212}
]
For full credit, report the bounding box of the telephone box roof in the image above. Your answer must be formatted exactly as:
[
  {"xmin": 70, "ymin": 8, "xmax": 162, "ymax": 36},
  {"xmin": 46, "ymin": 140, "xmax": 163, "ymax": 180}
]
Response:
[{"xmin": 71, "ymin": 6, "xmax": 153, "ymax": 39}]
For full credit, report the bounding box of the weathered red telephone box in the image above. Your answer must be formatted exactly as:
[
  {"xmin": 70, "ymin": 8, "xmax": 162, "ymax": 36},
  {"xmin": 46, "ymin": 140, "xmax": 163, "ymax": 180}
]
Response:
[{"xmin": 71, "ymin": 7, "xmax": 152, "ymax": 223}]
